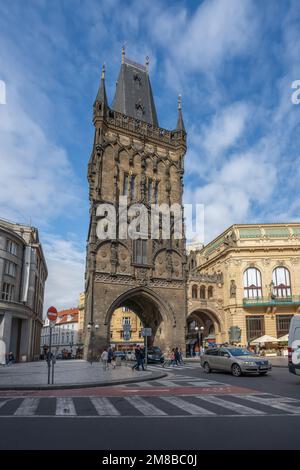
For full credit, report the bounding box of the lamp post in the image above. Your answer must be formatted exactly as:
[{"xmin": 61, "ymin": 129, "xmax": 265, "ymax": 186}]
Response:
[
  {"xmin": 195, "ymin": 326, "xmax": 200, "ymax": 358},
  {"xmin": 87, "ymin": 321, "xmax": 99, "ymax": 365},
  {"xmin": 195, "ymin": 325, "xmax": 205, "ymax": 360}
]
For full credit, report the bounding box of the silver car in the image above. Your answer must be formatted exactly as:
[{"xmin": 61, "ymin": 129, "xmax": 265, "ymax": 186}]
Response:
[{"xmin": 201, "ymin": 347, "xmax": 272, "ymax": 377}]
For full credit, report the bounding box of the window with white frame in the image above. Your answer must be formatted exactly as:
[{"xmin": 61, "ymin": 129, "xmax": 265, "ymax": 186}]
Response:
[
  {"xmin": 6, "ymin": 239, "xmax": 18, "ymax": 256},
  {"xmin": 272, "ymin": 267, "xmax": 291, "ymax": 297},
  {"xmin": 1, "ymin": 282, "xmax": 15, "ymax": 301},
  {"xmin": 4, "ymin": 261, "xmax": 17, "ymax": 277},
  {"xmin": 243, "ymin": 268, "xmax": 262, "ymax": 298}
]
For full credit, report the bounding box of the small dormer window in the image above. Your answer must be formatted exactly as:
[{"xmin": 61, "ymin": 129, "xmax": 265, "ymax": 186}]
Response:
[
  {"xmin": 133, "ymin": 73, "xmax": 142, "ymax": 89},
  {"xmin": 135, "ymin": 99, "xmax": 145, "ymax": 118}
]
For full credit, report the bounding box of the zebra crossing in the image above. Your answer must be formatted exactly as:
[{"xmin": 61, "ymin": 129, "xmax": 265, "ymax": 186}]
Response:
[
  {"xmin": 1, "ymin": 393, "xmax": 300, "ymax": 418},
  {"xmin": 146, "ymin": 363, "xmax": 201, "ymax": 372}
]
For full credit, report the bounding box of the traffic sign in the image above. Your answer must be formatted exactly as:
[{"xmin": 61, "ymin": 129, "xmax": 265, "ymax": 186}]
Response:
[
  {"xmin": 141, "ymin": 328, "xmax": 152, "ymax": 337},
  {"xmin": 47, "ymin": 306, "xmax": 58, "ymax": 323}
]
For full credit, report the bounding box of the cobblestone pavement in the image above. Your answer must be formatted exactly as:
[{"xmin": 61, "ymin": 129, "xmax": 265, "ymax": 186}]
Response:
[{"xmin": 0, "ymin": 359, "xmax": 154, "ymax": 388}]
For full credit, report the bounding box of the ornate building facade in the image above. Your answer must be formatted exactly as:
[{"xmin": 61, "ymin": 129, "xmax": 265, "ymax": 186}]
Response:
[
  {"xmin": 85, "ymin": 51, "xmax": 187, "ymax": 358},
  {"xmin": 187, "ymin": 224, "xmax": 300, "ymax": 350}
]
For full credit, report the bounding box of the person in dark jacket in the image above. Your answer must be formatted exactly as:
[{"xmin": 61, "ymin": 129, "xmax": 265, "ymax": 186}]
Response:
[{"xmin": 132, "ymin": 345, "xmax": 144, "ymax": 371}]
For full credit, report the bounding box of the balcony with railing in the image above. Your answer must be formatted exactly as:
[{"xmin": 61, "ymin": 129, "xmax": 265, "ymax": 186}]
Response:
[{"xmin": 243, "ymin": 295, "xmax": 300, "ymax": 307}]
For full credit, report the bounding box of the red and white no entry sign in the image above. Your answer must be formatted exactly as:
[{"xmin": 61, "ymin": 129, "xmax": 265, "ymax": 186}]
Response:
[{"xmin": 47, "ymin": 306, "xmax": 58, "ymax": 322}]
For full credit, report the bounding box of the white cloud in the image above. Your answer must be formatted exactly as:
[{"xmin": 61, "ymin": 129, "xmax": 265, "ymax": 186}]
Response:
[
  {"xmin": 42, "ymin": 235, "xmax": 85, "ymax": 313},
  {"xmin": 0, "ymin": 84, "xmax": 82, "ymax": 226},
  {"xmin": 202, "ymin": 102, "xmax": 249, "ymax": 158},
  {"xmin": 150, "ymin": 0, "xmax": 258, "ymax": 79},
  {"xmin": 184, "ymin": 148, "xmax": 277, "ymax": 242}
]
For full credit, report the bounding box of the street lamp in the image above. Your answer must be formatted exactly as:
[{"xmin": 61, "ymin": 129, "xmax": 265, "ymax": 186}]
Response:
[
  {"xmin": 195, "ymin": 325, "xmax": 205, "ymax": 359},
  {"xmin": 200, "ymin": 326, "xmax": 204, "ymax": 350},
  {"xmin": 87, "ymin": 321, "xmax": 99, "ymax": 365}
]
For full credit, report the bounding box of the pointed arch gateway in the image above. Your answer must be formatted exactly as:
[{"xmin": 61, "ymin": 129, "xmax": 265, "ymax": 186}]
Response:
[{"xmin": 105, "ymin": 287, "xmax": 177, "ymax": 350}]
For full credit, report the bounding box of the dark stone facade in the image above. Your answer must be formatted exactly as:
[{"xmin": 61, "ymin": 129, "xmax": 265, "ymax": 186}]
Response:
[{"xmin": 84, "ymin": 55, "xmax": 187, "ymax": 358}]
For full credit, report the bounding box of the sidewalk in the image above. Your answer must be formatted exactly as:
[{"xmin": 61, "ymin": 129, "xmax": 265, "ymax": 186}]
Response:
[{"xmin": 0, "ymin": 359, "xmax": 166, "ymax": 390}]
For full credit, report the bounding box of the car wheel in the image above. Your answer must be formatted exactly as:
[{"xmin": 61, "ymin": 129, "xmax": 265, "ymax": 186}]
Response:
[
  {"xmin": 203, "ymin": 362, "xmax": 211, "ymax": 373},
  {"xmin": 231, "ymin": 363, "xmax": 242, "ymax": 377},
  {"xmin": 259, "ymin": 372, "xmax": 268, "ymax": 376}
]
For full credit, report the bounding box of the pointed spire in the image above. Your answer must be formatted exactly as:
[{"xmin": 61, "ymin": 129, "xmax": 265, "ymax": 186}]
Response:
[
  {"xmin": 176, "ymin": 94, "xmax": 185, "ymax": 131},
  {"xmin": 95, "ymin": 64, "xmax": 108, "ymax": 106},
  {"xmin": 145, "ymin": 56, "xmax": 149, "ymax": 73}
]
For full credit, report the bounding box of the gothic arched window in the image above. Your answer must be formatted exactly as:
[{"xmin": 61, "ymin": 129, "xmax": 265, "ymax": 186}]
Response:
[
  {"xmin": 200, "ymin": 285, "xmax": 206, "ymax": 299},
  {"xmin": 207, "ymin": 286, "xmax": 213, "ymax": 299},
  {"xmin": 272, "ymin": 267, "xmax": 291, "ymax": 298},
  {"xmin": 243, "ymin": 268, "xmax": 262, "ymax": 298},
  {"xmin": 133, "ymin": 239, "xmax": 147, "ymax": 265},
  {"xmin": 192, "ymin": 285, "xmax": 198, "ymax": 299}
]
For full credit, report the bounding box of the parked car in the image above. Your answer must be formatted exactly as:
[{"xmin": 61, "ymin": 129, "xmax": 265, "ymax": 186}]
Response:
[
  {"xmin": 201, "ymin": 347, "xmax": 272, "ymax": 377},
  {"xmin": 113, "ymin": 351, "xmax": 126, "ymax": 360},
  {"xmin": 125, "ymin": 351, "xmax": 136, "ymax": 361},
  {"xmin": 147, "ymin": 346, "xmax": 164, "ymax": 364},
  {"xmin": 288, "ymin": 315, "xmax": 300, "ymax": 376}
]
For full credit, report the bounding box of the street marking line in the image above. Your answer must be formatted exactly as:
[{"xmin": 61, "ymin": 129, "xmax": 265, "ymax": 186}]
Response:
[
  {"xmin": 186, "ymin": 381, "xmax": 226, "ymax": 387},
  {"xmin": 14, "ymin": 398, "xmax": 40, "ymax": 416},
  {"xmin": 196, "ymin": 395, "xmax": 265, "ymax": 415},
  {"xmin": 236, "ymin": 394, "xmax": 300, "ymax": 415},
  {"xmin": 55, "ymin": 397, "xmax": 77, "ymax": 416},
  {"xmin": 128, "ymin": 382, "xmax": 154, "ymax": 388},
  {"xmin": 90, "ymin": 397, "xmax": 120, "ymax": 416},
  {"xmin": 155, "ymin": 380, "xmax": 181, "ymax": 387},
  {"xmin": 160, "ymin": 396, "xmax": 216, "ymax": 416},
  {"xmin": 125, "ymin": 396, "xmax": 167, "ymax": 416},
  {"xmin": 0, "ymin": 399, "xmax": 14, "ymax": 410}
]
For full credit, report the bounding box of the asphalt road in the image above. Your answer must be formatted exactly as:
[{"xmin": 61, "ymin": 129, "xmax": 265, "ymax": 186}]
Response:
[{"xmin": 1, "ymin": 364, "xmax": 300, "ymax": 450}]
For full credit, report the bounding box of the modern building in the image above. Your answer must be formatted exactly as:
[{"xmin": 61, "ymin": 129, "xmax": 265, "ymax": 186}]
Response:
[
  {"xmin": 187, "ymin": 223, "xmax": 300, "ymax": 351},
  {"xmin": 0, "ymin": 218, "xmax": 47, "ymax": 362},
  {"xmin": 110, "ymin": 307, "xmax": 144, "ymax": 351},
  {"xmin": 40, "ymin": 307, "xmax": 80, "ymax": 358}
]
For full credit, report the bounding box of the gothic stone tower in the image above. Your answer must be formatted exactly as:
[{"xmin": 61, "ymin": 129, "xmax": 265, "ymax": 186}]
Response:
[{"xmin": 85, "ymin": 51, "xmax": 187, "ymax": 358}]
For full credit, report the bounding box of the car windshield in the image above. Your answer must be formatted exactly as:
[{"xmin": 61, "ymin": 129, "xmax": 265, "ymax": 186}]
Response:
[
  {"xmin": 150, "ymin": 347, "xmax": 161, "ymax": 353},
  {"xmin": 227, "ymin": 348, "xmax": 252, "ymax": 356}
]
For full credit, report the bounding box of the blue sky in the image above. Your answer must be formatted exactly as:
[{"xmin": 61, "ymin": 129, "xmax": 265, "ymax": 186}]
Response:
[{"xmin": 1, "ymin": 0, "xmax": 300, "ymax": 310}]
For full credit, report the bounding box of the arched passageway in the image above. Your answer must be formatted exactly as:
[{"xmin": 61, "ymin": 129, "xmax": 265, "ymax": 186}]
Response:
[{"xmin": 186, "ymin": 309, "xmax": 223, "ymax": 357}]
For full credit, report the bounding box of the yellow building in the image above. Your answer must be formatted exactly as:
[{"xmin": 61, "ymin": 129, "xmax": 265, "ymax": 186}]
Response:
[
  {"xmin": 187, "ymin": 223, "xmax": 300, "ymax": 351},
  {"xmin": 110, "ymin": 307, "xmax": 144, "ymax": 351},
  {"xmin": 77, "ymin": 292, "xmax": 85, "ymax": 346}
]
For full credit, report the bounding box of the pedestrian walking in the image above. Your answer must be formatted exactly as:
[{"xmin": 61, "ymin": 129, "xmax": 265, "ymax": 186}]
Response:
[
  {"xmin": 174, "ymin": 347, "xmax": 180, "ymax": 366},
  {"xmin": 178, "ymin": 348, "xmax": 184, "ymax": 365},
  {"xmin": 170, "ymin": 348, "xmax": 176, "ymax": 366},
  {"xmin": 107, "ymin": 347, "xmax": 115, "ymax": 369},
  {"xmin": 132, "ymin": 345, "xmax": 141, "ymax": 370},
  {"xmin": 7, "ymin": 352, "xmax": 15, "ymax": 366},
  {"xmin": 100, "ymin": 348, "xmax": 109, "ymax": 370},
  {"xmin": 139, "ymin": 347, "xmax": 145, "ymax": 371}
]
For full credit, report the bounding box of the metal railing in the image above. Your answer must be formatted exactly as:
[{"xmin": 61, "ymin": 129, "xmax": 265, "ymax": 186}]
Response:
[{"xmin": 243, "ymin": 295, "xmax": 300, "ymax": 307}]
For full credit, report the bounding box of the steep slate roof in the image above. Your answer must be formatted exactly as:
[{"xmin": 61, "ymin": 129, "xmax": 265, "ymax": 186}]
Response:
[{"xmin": 112, "ymin": 57, "xmax": 159, "ymax": 127}]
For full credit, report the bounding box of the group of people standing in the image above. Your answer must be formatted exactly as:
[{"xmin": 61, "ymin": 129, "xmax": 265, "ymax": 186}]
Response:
[
  {"xmin": 100, "ymin": 347, "xmax": 117, "ymax": 370},
  {"xmin": 166, "ymin": 347, "xmax": 184, "ymax": 366}
]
